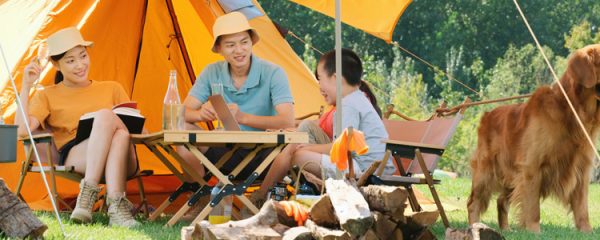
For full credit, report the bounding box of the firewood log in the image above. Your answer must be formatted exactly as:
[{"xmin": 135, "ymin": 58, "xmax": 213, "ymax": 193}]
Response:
[
  {"xmin": 195, "ymin": 200, "xmax": 299, "ymax": 240},
  {"xmin": 0, "ymin": 179, "xmax": 47, "ymax": 239},
  {"xmin": 371, "ymin": 211, "xmax": 397, "ymax": 240},
  {"xmin": 305, "ymin": 219, "xmax": 350, "ymax": 240},
  {"xmin": 392, "ymin": 228, "xmax": 404, "ymax": 240},
  {"xmin": 444, "ymin": 222, "xmax": 504, "ymax": 240},
  {"xmin": 282, "ymin": 226, "xmax": 313, "ymax": 240},
  {"xmin": 398, "ymin": 211, "xmax": 439, "ymax": 240},
  {"xmin": 181, "ymin": 225, "xmax": 201, "ymax": 240},
  {"xmin": 405, "ymin": 210, "xmax": 439, "ymax": 227},
  {"xmin": 359, "ymin": 229, "xmax": 379, "ymax": 240},
  {"xmin": 308, "ymin": 194, "xmax": 338, "ymax": 228},
  {"xmin": 325, "ymin": 179, "xmax": 373, "ymax": 237},
  {"xmin": 360, "ymin": 185, "xmax": 408, "ymax": 213},
  {"xmin": 206, "ymin": 225, "xmax": 281, "ymax": 240}
]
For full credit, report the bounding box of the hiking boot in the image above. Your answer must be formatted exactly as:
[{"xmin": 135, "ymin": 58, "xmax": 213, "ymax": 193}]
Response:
[
  {"xmin": 107, "ymin": 193, "xmax": 140, "ymax": 228},
  {"xmin": 70, "ymin": 179, "xmax": 101, "ymax": 223}
]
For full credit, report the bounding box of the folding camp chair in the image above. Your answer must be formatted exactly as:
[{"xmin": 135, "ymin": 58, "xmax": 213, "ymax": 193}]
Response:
[
  {"xmin": 16, "ymin": 132, "xmax": 152, "ymax": 217},
  {"xmin": 377, "ymin": 98, "xmax": 470, "ymax": 229}
]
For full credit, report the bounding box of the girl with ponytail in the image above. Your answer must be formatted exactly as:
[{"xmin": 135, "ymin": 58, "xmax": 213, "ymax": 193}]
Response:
[{"xmin": 254, "ymin": 48, "xmax": 392, "ymax": 205}]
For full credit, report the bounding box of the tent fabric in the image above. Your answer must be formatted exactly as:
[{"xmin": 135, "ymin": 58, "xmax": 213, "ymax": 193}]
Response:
[
  {"xmin": 290, "ymin": 0, "xmax": 412, "ymax": 43},
  {"xmin": 218, "ymin": 0, "xmax": 264, "ymax": 20},
  {"xmin": 0, "ymin": 0, "xmax": 324, "ymax": 210}
]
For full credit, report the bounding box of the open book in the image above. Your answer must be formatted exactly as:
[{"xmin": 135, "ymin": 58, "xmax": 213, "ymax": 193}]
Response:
[{"xmin": 75, "ymin": 102, "xmax": 145, "ymax": 142}]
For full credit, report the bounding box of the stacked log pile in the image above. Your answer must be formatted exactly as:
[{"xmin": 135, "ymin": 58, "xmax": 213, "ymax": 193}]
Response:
[{"xmin": 182, "ymin": 179, "xmax": 440, "ymax": 240}]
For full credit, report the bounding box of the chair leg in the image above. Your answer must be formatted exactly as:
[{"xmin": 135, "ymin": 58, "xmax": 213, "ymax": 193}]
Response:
[
  {"xmin": 375, "ymin": 150, "xmax": 391, "ymax": 176},
  {"xmin": 415, "ymin": 149, "xmax": 450, "ymax": 228},
  {"xmin": 15, "ymin": 146, "xmax": 33, "ymax": 201},
  {"xmin": 405, "ymin": 185, "xmax": 423, "ymax": 212},
  {"xmin": 391, "ymin": 153, "xmax": 422, "ymax": 212},
  {"xmin": 45, "ymin": 144, "xmax": 62, "ymax": 210},
  {"xmin": 136, "ymin": 174, "xmax": 149, "ymax": 218}
]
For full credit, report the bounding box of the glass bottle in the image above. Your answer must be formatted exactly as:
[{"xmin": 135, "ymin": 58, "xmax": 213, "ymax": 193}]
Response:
[
  {"xmin": 162, "ymin": 70, "xmax": 185, "ymax": 130},
  {"xmin": 208, "ymin": 182, "xmax": 232, "ymax": 224}
]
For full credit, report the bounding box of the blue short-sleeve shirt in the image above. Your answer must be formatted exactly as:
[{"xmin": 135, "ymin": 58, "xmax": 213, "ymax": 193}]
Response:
[{"xmin": 188, "ymin": 55, "xmax": 294, "ymax": 131}]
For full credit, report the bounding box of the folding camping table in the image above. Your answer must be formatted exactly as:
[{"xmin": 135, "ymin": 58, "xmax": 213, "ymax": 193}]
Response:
[{"xmin": 131, "ymin": 130, "xmax": 308, "ymax": 226}]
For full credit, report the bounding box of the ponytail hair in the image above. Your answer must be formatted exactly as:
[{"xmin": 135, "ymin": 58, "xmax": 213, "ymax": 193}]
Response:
[
  {"xmin": 50, "ymin": 52, "xmax": 66, "ymax": 84},
  {"xmin": 359, "ymin": 80, "xmax": 382, "ymax": 118},
  {"xmin": 319, "ymin": 49, "xmax": 381, "ymax": 118}
]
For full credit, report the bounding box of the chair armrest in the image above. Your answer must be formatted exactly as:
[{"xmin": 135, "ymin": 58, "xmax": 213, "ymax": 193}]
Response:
[
  {"xmin": 296, "ymin": 106, "xmax": 325, "ymax": 121},
  {"xmin": 19, "ymin": 133, "xmax": 54, "ymax": 144},
  {"xmin": 382, "ymin": 139, "xmax": 445, "ymax": 157},
  {"xmin": 296, "ymin": 111, "xmax": 321, "ymax": 121}
]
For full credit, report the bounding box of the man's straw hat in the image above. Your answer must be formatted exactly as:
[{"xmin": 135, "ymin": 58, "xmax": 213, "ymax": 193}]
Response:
[
  {"xmin": 47, "ymin": 27, "xmax": 93, "ymax": 56},
  {"xmin": 211, "ymin": 12, "xmax": 259, "ymax": 53}
]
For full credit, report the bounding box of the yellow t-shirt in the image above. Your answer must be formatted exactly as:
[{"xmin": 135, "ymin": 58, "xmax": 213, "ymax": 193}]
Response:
[{"xmin": 29, "ymin": 80, "xmax": 130, "ymax": 149}]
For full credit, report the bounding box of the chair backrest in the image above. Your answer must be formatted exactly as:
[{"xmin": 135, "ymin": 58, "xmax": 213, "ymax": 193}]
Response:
[{"xmin": 383, "ymin": 111, "xmax": 464, "ymax": 175}]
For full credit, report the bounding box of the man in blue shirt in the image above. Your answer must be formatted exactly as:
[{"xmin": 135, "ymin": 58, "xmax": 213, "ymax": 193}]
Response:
[{"xmin": 179, "ymin": 12, "xmax": 294, "ymax": 180}]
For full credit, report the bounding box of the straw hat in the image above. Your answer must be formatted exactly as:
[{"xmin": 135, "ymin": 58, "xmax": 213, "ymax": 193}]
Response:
[
  {"xmin": 211, "ymin": 12, "xmax": 259, "ymax": 53},
  {"xmin": 47, "ymin": 27, "xmax": 93, "ymax": 56}
]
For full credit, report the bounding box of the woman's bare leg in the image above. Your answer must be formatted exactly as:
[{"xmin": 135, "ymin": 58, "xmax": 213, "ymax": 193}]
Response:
[
  {"xmin": 64, "ymin": 109, "xmax": 134, "ymax": 194},
  {"xmin": 64, "ymin": 140, "xmax": 89, "ymax": 175},
  {"xmin": 103, "ymin": 128, "xmax": 135, "ymax": 196},
  {"xmin": 84, "ymin": 110, "xmax": 118, "ymax": 183}
]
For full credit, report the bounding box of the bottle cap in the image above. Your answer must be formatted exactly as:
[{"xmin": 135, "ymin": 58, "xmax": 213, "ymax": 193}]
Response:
[
  {"xmin": 283, "ymin": 176, "xmax": 292, "ymax": 184},
  {"xmin": 207, "ymin": 176, "xmax": 219, "ymax": 187}
]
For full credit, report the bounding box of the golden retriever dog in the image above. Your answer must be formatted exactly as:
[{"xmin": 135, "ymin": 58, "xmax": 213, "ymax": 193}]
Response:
[{"xmin": 467, "ymin": 44, "xmax": 600, "ymax": 233}]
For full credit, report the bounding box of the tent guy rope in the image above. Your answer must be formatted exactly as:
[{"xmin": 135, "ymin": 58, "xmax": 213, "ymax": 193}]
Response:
[{"xmin": 391, "ymin": 41, "xmax": 482, "ymax": 98}]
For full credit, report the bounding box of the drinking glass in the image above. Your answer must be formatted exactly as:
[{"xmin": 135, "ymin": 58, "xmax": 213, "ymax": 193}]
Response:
[
  {"xmin": 211, "ymin": 83, "xmax": 224, "ymax": 130},
  {"xmin": 34, "ymin": 41, "xmax": 49, "ymax": 90}
]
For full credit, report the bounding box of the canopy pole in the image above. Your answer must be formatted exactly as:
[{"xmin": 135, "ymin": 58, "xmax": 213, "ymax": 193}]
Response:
[{"xmin": 334, "ymin": 0, "xmax": 343, "ymax": 179}]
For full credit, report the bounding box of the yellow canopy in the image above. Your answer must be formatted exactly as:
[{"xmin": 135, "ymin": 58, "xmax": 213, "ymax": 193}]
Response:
[{"xmin": 290, "ymin": 0, "xmax": 412, "ymax": 43}]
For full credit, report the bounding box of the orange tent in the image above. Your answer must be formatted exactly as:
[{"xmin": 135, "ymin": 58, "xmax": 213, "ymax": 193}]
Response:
[{"xmin": 0, "ymin": 0, "xmax": 323, "ymax": 210}]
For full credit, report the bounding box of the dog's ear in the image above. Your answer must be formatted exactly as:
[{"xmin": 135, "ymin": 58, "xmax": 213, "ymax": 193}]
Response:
[{"xmin": 569, "ymin": 47, "xmax": 599, "ymax": 88}]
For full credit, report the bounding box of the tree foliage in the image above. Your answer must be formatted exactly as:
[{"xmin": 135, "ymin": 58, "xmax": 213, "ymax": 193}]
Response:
[{"xmin": 258, "ymin": 0, "xmax": 600, "ymax": 175}]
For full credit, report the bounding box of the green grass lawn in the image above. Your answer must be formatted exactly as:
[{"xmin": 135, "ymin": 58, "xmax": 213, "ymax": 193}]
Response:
[
  {"xmin": 423, "ymin": 177, "xmax": 600, "ymax": 239},
  {"xmin": 12, "ymin": 178, "xmax": 600, "ymax": 239}
]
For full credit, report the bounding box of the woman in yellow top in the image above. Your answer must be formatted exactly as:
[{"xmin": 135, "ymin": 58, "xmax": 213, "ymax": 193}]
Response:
[{"xmin": 15, "ymin": 27, "xmax": 139, "ymax": 228}]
